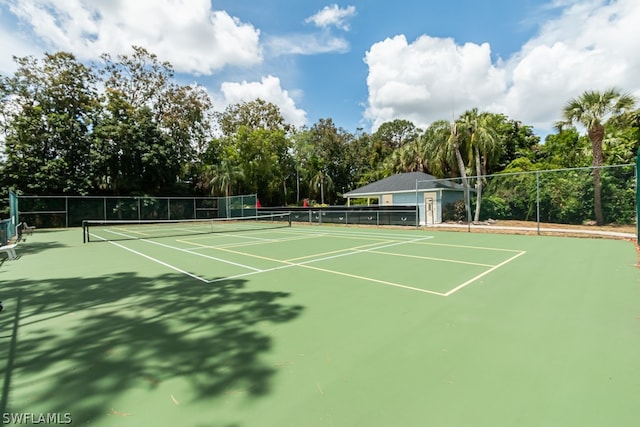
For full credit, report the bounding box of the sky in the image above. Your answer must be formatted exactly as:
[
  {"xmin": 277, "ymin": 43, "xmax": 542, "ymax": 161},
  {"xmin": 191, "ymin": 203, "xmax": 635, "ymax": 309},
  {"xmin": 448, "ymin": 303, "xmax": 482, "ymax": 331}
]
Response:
[{"xmin": 0, "ymin": 0, "xmax": 639, "ymax": 138}]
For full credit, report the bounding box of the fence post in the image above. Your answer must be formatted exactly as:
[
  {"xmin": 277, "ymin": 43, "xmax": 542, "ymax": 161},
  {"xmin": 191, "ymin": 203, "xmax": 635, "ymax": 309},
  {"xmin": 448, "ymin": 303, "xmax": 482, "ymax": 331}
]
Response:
[
  {"xmin": 636, "ymin": 148, "xmax": 640, "ymax": 244},
  {"xmin": 465, "ymin": 176, "xmax": 471, "ymax": 232},
  {"xmin": 415, "ymin": 179, "xmax": 419, "ymax": 229},
  {"xmin": 536, "ymin": 171, "xmax": 541, "ymax": 236}
]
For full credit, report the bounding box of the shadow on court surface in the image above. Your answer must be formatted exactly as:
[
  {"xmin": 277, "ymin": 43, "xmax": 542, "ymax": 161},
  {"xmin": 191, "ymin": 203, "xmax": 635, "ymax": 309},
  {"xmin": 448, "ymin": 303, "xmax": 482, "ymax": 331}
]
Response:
[{"xmin": 0, "ymin": 270, "xmax": 303, "ymax": 424}]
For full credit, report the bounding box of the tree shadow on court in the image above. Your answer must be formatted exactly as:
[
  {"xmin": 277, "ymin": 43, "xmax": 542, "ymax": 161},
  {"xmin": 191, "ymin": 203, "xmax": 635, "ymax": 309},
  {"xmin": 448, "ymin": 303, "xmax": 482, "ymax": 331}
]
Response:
[
  {"xmin": 0, "ymin": 270, "xmax": 303, "ymax": 424},
  {"xmin": 1, "ymin": 241, "xmax": 68, "ymax": 260}
]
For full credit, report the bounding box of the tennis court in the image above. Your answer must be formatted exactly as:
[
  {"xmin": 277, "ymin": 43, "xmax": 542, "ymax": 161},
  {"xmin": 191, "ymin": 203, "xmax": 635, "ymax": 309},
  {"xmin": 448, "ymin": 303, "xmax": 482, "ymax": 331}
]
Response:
[{"xmin": 1, "ymin": 219, "xmax": 639, "ymax": 426}]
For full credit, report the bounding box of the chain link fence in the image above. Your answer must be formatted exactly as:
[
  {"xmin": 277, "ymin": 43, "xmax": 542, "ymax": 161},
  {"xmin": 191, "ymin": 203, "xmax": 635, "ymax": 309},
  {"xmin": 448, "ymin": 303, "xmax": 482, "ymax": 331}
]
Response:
[
  {"xmin": 13, "ymin": 194, "xmax": 258, "ymax": 228},
  {"xmin": 437, "ymin": 164, "xmax": 635, "ymax": 228}
]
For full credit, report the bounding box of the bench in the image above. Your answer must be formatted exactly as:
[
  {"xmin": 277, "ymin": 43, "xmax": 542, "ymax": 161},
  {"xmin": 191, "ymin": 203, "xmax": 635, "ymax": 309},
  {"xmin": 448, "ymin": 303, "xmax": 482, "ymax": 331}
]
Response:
[
  {"xmin": 21, "ymin": 222, "xmax": 36, "ymax": 236},
  {"xmin": 0, "ymin": 243, "xmax": 17, "ymax": 260}
]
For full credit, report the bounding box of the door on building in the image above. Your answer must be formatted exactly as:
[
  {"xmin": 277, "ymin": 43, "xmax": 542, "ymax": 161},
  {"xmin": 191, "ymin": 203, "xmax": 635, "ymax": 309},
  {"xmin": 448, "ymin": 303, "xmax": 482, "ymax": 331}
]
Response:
[{"xmin": 424, "ymin": 194, "xmax": 435, "ymax": 225}]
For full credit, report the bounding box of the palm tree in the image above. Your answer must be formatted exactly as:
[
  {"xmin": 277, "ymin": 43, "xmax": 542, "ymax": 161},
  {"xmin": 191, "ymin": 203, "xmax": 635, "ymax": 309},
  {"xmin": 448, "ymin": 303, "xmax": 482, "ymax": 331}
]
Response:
[
  {"xmin": 310, "ymin": 169, "xmax": 333, "ymax": 205},
  {"xmin": 423, "ymin": 120, "xmax": 458, "ymax": 178},
  {"xmin": 204, "ymin": 160, "xmax": 245, "ymax": 198},
  {"xmin": 458, "ymin": 109, "xmax": 502, "ymax": 223},
  {"xmin": 424, "ymin": 119, "xmax": 472, "ymax": 223},
  {"xmin": 560, "ymin": 88, "xmax": 636, "ymax": 225}
]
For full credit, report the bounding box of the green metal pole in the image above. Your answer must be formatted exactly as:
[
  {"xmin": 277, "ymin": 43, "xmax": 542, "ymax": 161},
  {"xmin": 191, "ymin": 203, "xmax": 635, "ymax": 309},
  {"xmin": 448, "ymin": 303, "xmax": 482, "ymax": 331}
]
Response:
[
  {"xmin": 536, "ymin": 171, "xmax": 540, "ymax": 236},
  {"xmin": 415, "ymin": 180, "xmax": 419, "ymax": 229},
  {"xmin": 636, "ymin": 148, "xmax": 639, "ymax": 245}
]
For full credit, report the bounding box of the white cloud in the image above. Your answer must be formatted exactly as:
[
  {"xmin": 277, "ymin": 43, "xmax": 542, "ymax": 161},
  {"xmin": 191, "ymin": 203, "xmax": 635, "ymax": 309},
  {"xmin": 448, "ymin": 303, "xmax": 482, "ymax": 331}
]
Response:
[
  {"xmin": 3, "ymin": 0, "xmax": 262, "ymax": 74},
  {"xmin": 305, "ymin": 4, "xmax": 356, "ymax": 31},
  {"xmin": 364, "ymin": 35, "xmax": 506, "ymax": 131},
  {"xmin": 217, "ymin": 75, "xmax": 307, "ymax": 128},
  {"xmin": 0, "ymin": 20, "xmax": 43, "ymax": 74},
  {"xmin": 267, "ymin": 33, "xmax": 349, "ymax": 55},
  {"xmin": 266, "ymin": 4, "xmax": 356, "ymax": 55},
  {"xmin": 364, "ymin": 0, "xmax": 640, "ymax": 134},
  {"xmin": 501, "ymin": 0, "xmax": 640, "ymax": 128}
]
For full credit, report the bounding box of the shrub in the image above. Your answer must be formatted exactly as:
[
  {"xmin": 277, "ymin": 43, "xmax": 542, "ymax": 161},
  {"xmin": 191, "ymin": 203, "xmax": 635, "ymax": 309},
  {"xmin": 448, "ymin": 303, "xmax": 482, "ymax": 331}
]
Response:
[
  {"xmin": 442, "ymin": 200, "xmax": 467, "ymax": 222},
  {"xmin": 480, "ymin": 195, "xmax": 512, "ymax": 220}
]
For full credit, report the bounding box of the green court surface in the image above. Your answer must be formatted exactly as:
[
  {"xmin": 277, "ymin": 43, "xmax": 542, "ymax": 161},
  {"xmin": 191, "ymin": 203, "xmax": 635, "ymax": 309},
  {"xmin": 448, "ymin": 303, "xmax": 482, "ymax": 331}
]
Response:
[{"xmin": 1, "ymin": 225, "xmax": 639, "ymax": 426}]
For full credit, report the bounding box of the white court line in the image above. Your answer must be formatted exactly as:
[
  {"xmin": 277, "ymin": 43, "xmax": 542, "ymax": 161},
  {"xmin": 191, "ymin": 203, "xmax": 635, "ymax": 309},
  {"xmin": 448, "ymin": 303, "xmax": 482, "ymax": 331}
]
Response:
[
  {"xmin": 209, "ymin": 236, "xmax": 432, "ymax": 267},
  {"xmin": 178, "ymin": 226, "xmax": 292, "ymax": 242},
  {"xmin": 369, "ymin": 250, "xmax": 495, "ymax": 267},
  {"xmin": 205, "ymin": 232, "xmax": 274, "ymax": 242},
  {"xmin": 205, "ymin": 234, "xmax": 524, "ymax": 297},
  {"xmin": 284, "ymin": 240, "xmax": 394, "ymax": 262},
  {"xmin": 143, "ymin": 239, "xmax": 263, "ymax": 272},
  {"xmin": 178, "ymin": 233, "xmax": 325, "ymax": 251},
  {"xmin": 202, "ymin": 236, "xmax": 445, "ymax": 295},
  {"xmin": 412, "ymin": 241, "xmax": 524, "ymax": 253},
  {"xmin": 294, "ymin": 263, "xmax": 446, "ymax": 296},
  {"xmin": 96, "ymin": 228, "xmax": 525, "ymax": 297},
  {"xmin": 99, "ymin": 229, "xmax": 263, "ymax": 272},
  {"xmin": 294, "ymin": 236, "xmax": 434, "ymax": 264},
  {"xmin": 443, "ymin": 251, "xmax": 527, "ymax": 296},
  {"xmin": 274, "ymin": 227, "xmax": 431, "ymax": 241},
  {"xmin": 90, "ymin": 233, "xmax": 210, "ymax": 283}
]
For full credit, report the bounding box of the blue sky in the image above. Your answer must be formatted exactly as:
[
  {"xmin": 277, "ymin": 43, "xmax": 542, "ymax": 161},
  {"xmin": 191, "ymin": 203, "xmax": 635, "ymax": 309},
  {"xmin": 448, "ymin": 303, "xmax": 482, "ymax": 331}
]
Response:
[{"xmin": 1, "ymin": 0, "xmax": 638, "ymax": 137}]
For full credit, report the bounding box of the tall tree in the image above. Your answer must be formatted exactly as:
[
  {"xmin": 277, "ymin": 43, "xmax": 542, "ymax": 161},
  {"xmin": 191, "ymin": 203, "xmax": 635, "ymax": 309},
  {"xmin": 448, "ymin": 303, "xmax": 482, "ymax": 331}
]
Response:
[
  {"xmin": 536, "ymin": 128, "xmax": 590, "ymax": 169},
  {"xmin": 100, "ymin": 47, "xmax": 213, "ymax": 186},
  {"xmin": 213, "ymin": 99, "xmax": 293, "ymax": 205},
  {"xmin": 424, "ymin": 119, "xmax": 472, "ymax": 222},
  {"xmin": 1, "ymin": 52, "xmax": 100, "ymax": 194},
  {"xmin": 93, "ymin": 91, "xmax": 179, "ymax": 194},
  {"xmin": 156, "ymin": 83, "xmax": 214, "ymax": 182},
  {"xmin": 497, "ymin": 120, "xmax": 540, "ymax": 167},
  {"xmin": 206, "ymin": 159, "xmax": 245, "ymax": 198},
  {"xmin": 369, "ymin": 119, "xmax": 421, "ymax": 169},
  {"xmin": 100, "ymin": 46, "xmax": 173, "ymax": 109},
  {"xmin": 307, "ymin": 118, "xmax": 354, "ymax": 204},
  {"xmin": 559, "ymin": 88, "xmax": 636, "ymax": 225},
  {"xmin": 457, "ymin": 109, "xmax": 503, "ymax": 223},
  {"xmin": 422, "ymin": 120, "xmax": 458, "ymax": 178},
  {"xmin": 216, "ymin": 98, "xmax": 291, "ymax": 136},
  {"xmin": 290, "ymin": 128, "xmax": 314, "ymax": 203}
]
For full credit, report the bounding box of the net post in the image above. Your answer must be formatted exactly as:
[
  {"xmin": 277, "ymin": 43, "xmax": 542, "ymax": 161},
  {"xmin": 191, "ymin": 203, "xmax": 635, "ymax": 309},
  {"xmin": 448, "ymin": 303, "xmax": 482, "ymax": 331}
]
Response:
[
  {"xmin": 9, "ymin": 190, "xmax": 18, "ymax": 241},
  {"xmin": 288, "ymin": 212, "xmax": 292, "ymax": 227},
  {"xmin": 82, "ymin": 220, "xmax": 87, "ymax": 243}
]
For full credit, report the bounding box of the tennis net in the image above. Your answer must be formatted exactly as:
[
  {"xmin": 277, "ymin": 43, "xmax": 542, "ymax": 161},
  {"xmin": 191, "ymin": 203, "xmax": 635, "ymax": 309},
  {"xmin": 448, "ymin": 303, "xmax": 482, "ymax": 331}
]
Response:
[{"xmin": 82, "ymin": 212, "xmax": 291, "ymax": 243}]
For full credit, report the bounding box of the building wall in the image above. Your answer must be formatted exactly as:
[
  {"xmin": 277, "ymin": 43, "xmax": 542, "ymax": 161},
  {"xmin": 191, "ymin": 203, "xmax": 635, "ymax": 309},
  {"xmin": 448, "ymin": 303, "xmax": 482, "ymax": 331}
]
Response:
[
  {"xmin": 393, "ymin": 191, "xmax": 442, "ymax": 225},
  {"xmin": 350, "ymin": 189, "xmax": 465, "ymax": 225}
]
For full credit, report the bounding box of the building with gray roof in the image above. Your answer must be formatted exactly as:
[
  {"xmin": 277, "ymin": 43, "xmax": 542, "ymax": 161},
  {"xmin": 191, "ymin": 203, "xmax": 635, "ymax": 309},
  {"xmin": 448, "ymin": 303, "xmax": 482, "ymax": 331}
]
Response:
[{"xmin": 343, "ymin": 172, "xmax": 468, "ymax": 225}]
